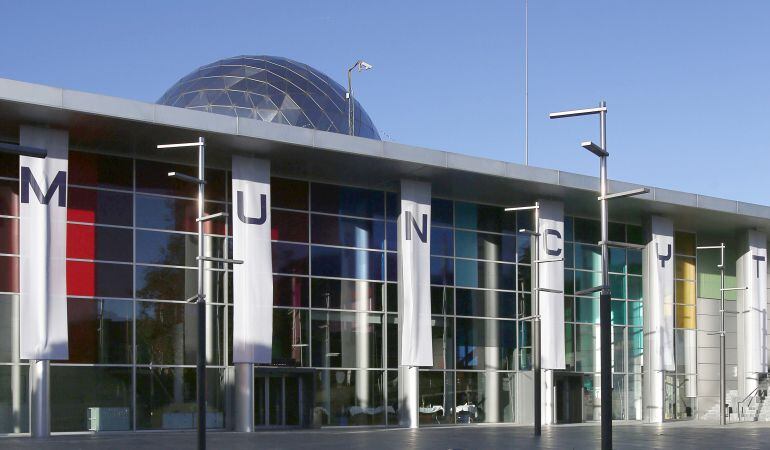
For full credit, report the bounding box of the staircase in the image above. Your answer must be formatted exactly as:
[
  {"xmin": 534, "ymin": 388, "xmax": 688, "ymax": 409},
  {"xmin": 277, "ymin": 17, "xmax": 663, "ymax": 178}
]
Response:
[{"xmin": 701, "ymin": 390, "xmax": 740, "ymax": 422}]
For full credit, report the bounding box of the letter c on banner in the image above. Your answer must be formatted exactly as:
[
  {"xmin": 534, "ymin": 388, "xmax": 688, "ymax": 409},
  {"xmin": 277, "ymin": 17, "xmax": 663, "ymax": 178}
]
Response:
[
  {"xmin": 236, "ymin": 191, "xmax": 267, "ymax": 225},
  {"xmin": 544, "ymin": 228, "xmax": 562, "ymax": 256}
]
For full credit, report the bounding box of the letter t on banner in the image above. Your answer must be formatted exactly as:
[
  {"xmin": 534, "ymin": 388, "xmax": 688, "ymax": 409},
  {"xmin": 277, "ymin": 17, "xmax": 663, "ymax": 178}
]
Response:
[
  {"xmin": 232, "ymin": 155, "xmax": 273, "ymax": 363},
  {"xmin": 398, "ymin": 180, "xmax": 433, "ymax": 367}
]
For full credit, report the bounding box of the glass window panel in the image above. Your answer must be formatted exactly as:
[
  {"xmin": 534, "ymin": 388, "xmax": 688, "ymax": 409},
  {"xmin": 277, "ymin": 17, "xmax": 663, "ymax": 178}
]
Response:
[
  {"xmin": 676, "ymin": 257, "xmax": 696, "ymax": 281},
  {"xmin": 609, "ymin": 247, "xmax": 626, "ymax": 273},
  {"xmin": 455, "ymin": 231, "xmax": 515, "ymax": 262},
  {"xmin": 387, "ymin": 315, "xmax": 397, "ymax": 368},
  {"xmin": 311, "ymin": 214, "xmax": 384, "ymax": 250},
  {"xmin": 0, "ymin": 295, "xmax": 18, "ymax": 362},
  {"xmin": 517, "ymin": 293, "xmax": 531, "ymax": 319},
  {"xmin": 136, "ymin": 302, "xmax": 224, "ymax": 365},
  {"xmin": 675, "ymin": 305, "xmax": 696, "ymax": 329},
  {"xmin": 387, "ymin": 252, "xmax": 397, "ymax": 282},
  {"xmin": 51, "ymin": 366, "xmax": 132, "ymax": 432},
  {"xmin": 419, "ymin": 371, "xmax": 455, "ymax": 424},
  {"xmin": 431, "ymin": 286, "xmax": 454, "ymax": 315},
  {"xmin": 386, "ymin": 283, "xmax": 397, "ymax": 313},
  {"xmin": 576, "ymin": 324, "xmax": 600, "ymax": 372},
  {"xmin": 628, "ymin": 276, "xmax": 643, "ymax": 300},
  {"xmin": 136, "ymin": 367, "xmax": 225, "ymax": 430},
  {"xmin": 0, "ymin": 179, "xmax": 19, "ymax": 217},
  {"xmin": 0, "ymin": 365, "xmax": 28, "ymax": 433},
  {"xmin": 274, "ymin": 275, "xmax": 308, "ymax": 307},
  {"xmin": 455, "ymin": 289, "xmax": 516, "ymax": 318},
  {"xmin": 430, "ymin": 257, "xmax": 454, "ymax": 286},
  {"xmin": 628, "ymin": 302, "xmax": 643, "ymax": 326},
  {"xmin": 431, "ymin": 227, "xmax": 453, "ymax": 257},
  {"xmin": 136, "ymin": 230, "xmax": 226, "ymax": 267},
  {"xmin": 135, "ymin": 266, "xmax": 193, "ymax": 301},
  {"xmin": 67, "ymin": 224, "xmax": 132, "ymax": 262},
  {"xmin": 0, "ymin": 217, "xmax": 18, "ymax": 255},
  {"xmin": 310, "ymin": 246, "xmax": 382, "ymax": 280},
  {"xmin": 310, "ymin": 278, "xmax": 383, "ymax": 311},
  {"xmin": 455, "ymin": 371, "xmax": 515, "ymax": 424},
  {"xmin": 274, "ymin": 242, "xmax": 309, "ymax": 275},
  {"xmin": 0, "ymin": 255, "xmax": 18, "ymax": 293},
  {"xmin": 455, "ymin": 260, "xmax": 515, "ymax": 290},
  {"xmin": 272, "ymin": 308, "xmax": 309, "ymax": 366},
  {"xmin": 68, "ymin": 187, "xmax": 133, "ymax": 226},
  {"xmin": 310, "ymin": 311, "xmax": 383, "ymax": 368},
  {"xmin": 611, "ymin": 300, "xmax": 626, "ymax": 325},
  {"xmin": 385, "ymin": 222, "xmax": 396, "ymax": 252},
  {"xmin": 564, "ymin": 323, "xmax": 576, "ymax": 371},
  {"xmin": 627, "ymin": 225, "xmax": 644, "ymax": 245},
  {"xmin": 676, "ymin": 280, "xmax": 696, "ymax": 305},
  {"xmin": 574, "ymin": 218, "xmax": 600, "ymax": 244},
  {"xmin": 564, "ymin": 243, "xmax": 574, "ymax": 269},
  {"xmin": 628, "ymin": 374, "xmax": 642, "ymax": 420},
  {"xmin": 69, "ymin": 151, "xmax": 133, "ymax": 189},
  {"xmin": 430, "ymin": 316, "xmax": 455, "ymax": 370},
  {"xmin": 310, "ymin": 183, "xmax": 384, "ymax": 219},
  {"xmin": 517, "ymin": 264, "xmax": 531, "ymax": 293},
  {"xmin": 612, "ymin": 374, "xmax": 626, "ymax": 420},
  {"xmin": 519, "ymin": 347, "xmax": 532, "ymax": 370},
  {"xmin": 675, "ymin": 231, "xmax": 696, "ymax": 257},
  {"xmin": 271, "ymin": 177, "xmax": 308, "ymax": 210},
  {"xmin": 386, "ymin": 192, "xmax": 399, "ymax": 221},
  {"xmin": 564, "ymin": 270, "xmax": 575, "ymax": 296},
  {"xmin": 609, "ymin": 222, "xmax": 625, "ymax": 243},
  {"xmin": 628, "ymin": 327, "xmax": 643, "ymax": 373},
  {"xmin": 564, "ymin": 216, "xmax": 574, "ymax": 242},
  {"xmin": 136, "ymin": 159, "xmax": 226, "ymax": 201},
  {"xmin": 454, "ymin": 202, "xmax": 515, "ymax": 234},
  {"xmin": 575, "ymin": 298, "xmax": 600, "ymax": 324},
  {"xmin": 610, "ymin": 274, "xmax": 626, "ymax": 299},
  {"xmin": 575, "ymin": 244, "xmax": 602, "ymax": 271},
  {"xmin": 517, "ymin": 232, "xmax": 531, "ymax": 264},
  {"xmin": 66, "ymin": 298, "xmax": 132, "ymax": 364},
  {"xmin": 0, "ymin": 152, "xmax": 17, "ymax": 178},
  {"xmin": 564, "ymin": 296, "xmax": 574, "ymax": 322},
  {"xmin": 67, "ymin": 261, "xmax": 133, "ymax": 298},
  {"xmin": 431, "ymin": 198, "xmax": 453, "ymax": 227},
  {"xmin": 613, "ymin": 327, "xmax": 625, "ymax": 373},
  {"xmin": 271, "ymin": 209, "xmax": 308, "ymax": 243},
  {"xmin": 135, "ymin": 195, "xmax": 225, "ymax": 235},
  {"xmin": 574, "ymin": 271, "xmax": 601, "ymax": 298},
  {"xmin": 628, "ymin": 250, "xmax": 642, "ymax": 275},
  {"xmin": 313, "ymin": 370, "xmax": 385, "ymax": 426},
  {"xmin": 582, "ymin": 374, "xmax": 601, "ymax": 421},
  {"xmin": 455, "ymin": 318, "xmax": 516, "ymax": 370}
]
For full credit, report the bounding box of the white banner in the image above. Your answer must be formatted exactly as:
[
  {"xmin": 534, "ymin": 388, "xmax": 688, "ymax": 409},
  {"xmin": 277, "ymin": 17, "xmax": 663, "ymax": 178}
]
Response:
[
  {"xmin": 398, "ymin": 179, "xmax": 433, "ymax": 367},
  {"xmin": 232, "ymin": 156, "xmax": 273, "ymax": 364},
  {"xmin": 645, "ymin": 216, "xmax": 675, "ymax": 372},
  {"xmin": 738, "ymin": 230, "xmax": 768, "ymax": 375},
  {"xmin": 538, "ymin": 200, "xmax": 565, "ymax": 370},
  {"xmin": 19, "ymin": 127, "xmax": 69, "ymax": 360}
]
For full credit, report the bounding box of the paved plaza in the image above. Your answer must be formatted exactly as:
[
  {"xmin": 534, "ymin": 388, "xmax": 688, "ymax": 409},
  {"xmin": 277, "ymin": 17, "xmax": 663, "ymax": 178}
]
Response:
[{"xmin": 1, "ymin": 422, "xmax": 768, "ymax": 450}]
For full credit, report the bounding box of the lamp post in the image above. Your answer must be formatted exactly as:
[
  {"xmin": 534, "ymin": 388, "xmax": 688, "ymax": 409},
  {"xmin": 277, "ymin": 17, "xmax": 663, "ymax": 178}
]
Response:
[
  {"xmin": 504, "ymin": 203, "xmax": 563, "ymax": 436},
  {"xmin": 549, "ymin": 102, "xmax": 648, "ymax": 450},
  {"xmin": 157, "ymin": 137, "xmax": 242, "ymax": 450},
  {"xmin": 347, "ymin": 60, "xmax": 373, "ymax": 136},
  {"xmin": 696, "ymin": 244, "xmax": 747, "ymax": 425}
]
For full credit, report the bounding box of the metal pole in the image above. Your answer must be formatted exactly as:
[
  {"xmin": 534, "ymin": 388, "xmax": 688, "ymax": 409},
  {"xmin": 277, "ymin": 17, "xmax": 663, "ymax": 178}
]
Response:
[
  {"xmin": 533, "ymin": 202, "xmax": 541, "ymax": 435},
  {"xmin": 598, "ymin": 101, "xmax": 612, "ymax": 450},
  {"xmin": 719, "ymin": 243, "xmax": 726, "ymax": 425},
  {"xmin": 524, "ymin": 0, "xmax": 529, "ymax": 165},
  {"xmin": 348, "ymin": 69, "xmax": 354, "ymax": 136},
  {"xmin": 197, "ymin": 136, "xmax": 207, "ymax": 450}
]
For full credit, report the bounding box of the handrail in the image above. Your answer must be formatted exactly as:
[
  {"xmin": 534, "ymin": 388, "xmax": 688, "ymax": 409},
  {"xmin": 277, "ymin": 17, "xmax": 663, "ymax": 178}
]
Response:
[{"xmin": 738, "ymin": 385, "xmax": 761, "ymax": 421}]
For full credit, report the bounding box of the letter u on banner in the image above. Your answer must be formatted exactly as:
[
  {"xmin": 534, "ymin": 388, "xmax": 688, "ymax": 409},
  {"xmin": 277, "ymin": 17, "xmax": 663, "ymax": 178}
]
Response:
[
  {"xmin": 232, "ymin": 155, "xmax": 273, "ymax": 364},
  {"xmin": 398, "ymin": 180, "xmax": 433, "ymax": 367},
  {"xmin": 538, "ymin": 200, "xmax": 565, "ymax": 370},
  {"xmin": 19, "ymin": 127, "xmax": 69, "ymax": 360}
]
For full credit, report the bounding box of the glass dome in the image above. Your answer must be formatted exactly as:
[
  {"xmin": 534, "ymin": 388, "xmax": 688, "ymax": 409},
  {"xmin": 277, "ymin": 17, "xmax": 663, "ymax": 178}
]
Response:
[{"xmin": 158, "ymin": 55, "xmax": 379, "ymax": 140}]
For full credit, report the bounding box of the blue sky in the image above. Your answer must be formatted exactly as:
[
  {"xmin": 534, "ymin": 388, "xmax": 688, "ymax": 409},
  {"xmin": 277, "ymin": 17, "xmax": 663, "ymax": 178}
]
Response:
[{"xmin": 2, "ymin": 1, "xmax": 768, "ymax": 204}]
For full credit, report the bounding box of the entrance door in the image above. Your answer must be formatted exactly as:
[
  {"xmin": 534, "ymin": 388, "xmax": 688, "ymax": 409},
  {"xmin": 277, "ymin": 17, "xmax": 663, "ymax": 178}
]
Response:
[
  {"xmin": 554, "ymin": 374, "xmax": 583, "ymax": 424},
  {"xmin": 254, "ymin": 374, "xmax": 304, "ymax": 427}
]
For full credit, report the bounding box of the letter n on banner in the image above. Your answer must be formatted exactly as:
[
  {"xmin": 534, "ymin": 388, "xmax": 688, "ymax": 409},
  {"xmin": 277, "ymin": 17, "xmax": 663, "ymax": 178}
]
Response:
[
  {"xmin": 19, "ymin": 127, "xmax": 69, "ymax": 360},
  {"xmin": 232, "ymin": 156, "xmax": 273, "ymax": 364},
  {"xmin": 538, "ymin": 200, "xmax": 565, "ymax": 370},
  {"xmin": 398, "ymin": 180, "xmax": 433, "ymax": 367}
]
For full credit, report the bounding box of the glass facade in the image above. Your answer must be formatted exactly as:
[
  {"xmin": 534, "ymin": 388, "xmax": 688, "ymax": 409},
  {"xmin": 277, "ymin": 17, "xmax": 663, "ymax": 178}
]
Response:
[
  {"xmin": 157, "ymin": 56, "xmax": 380, "ymax": 140},
  {"xmin": 0, "ymin": 147, "xmax": 720, "ymax": 433}
]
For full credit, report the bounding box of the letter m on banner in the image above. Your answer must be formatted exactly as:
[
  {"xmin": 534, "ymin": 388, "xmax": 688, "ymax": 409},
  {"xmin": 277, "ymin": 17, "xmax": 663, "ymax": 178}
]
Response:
[{"xmin": 20, "ymin": 166, "xmax": 67, "ymax": 206}]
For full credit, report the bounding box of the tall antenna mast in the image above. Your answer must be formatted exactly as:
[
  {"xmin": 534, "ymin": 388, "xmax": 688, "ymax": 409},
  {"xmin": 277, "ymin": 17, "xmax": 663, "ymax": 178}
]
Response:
[{"xmin": 524, "ymin": 0, "xmax": 529, "ymax": 165}]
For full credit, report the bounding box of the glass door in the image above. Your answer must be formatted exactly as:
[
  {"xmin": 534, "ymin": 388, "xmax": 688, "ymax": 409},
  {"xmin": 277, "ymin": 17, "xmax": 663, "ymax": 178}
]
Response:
[{"xmin": 254, "ymin": 374, "xmax": 303, "ymax": 427}]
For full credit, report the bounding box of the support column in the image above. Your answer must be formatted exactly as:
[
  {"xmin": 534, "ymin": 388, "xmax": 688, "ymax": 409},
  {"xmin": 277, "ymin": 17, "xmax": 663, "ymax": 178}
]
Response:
[
  {"xmin": 29, "ymin": 361, "xmax": 49, "ymax": 437},
  {"xmin": 234, "ymin": 363, "xmax": 254, "ymax": 432},
  {"xmin": 398, "ymin": 366, "xmax": 419, "ymax": 428}
]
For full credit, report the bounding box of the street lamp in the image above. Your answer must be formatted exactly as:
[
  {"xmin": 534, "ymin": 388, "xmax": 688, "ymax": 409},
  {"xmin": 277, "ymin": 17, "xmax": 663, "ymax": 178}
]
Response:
[
  {"xmin": 157, "ymin": 137, "xmax": 243, "ymax": 450},
  {"xmin": 549, "ymin": 101, "xmax": 648, "ymax": 450},
  {"xmin": 504, "ymin": 203, "xmax": 563, "ymax": 436},
  {"xmin": 347, "ymin": 60, "xmax": 373, "ymax": 136},
  {"xmin": 696, "ymin": 244, "xmax": 747, "ymax": 425}
]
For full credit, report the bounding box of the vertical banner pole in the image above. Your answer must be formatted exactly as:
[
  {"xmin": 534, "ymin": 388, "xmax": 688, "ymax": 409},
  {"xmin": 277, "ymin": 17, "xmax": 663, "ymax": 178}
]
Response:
[
  {"xmin": 533, "ymin": 205, "xmax": 541, "ymax": 435},
  {"xmin": 197, "ymin": 137, "xmax": 207, "ymax": 450},
  {"xmin": 598, "ymin": 102, "xmax": 612, "ymax": 450},
  {"xmin": 719, "ymin": 244, "xmax": 726, "ymax": 425}
]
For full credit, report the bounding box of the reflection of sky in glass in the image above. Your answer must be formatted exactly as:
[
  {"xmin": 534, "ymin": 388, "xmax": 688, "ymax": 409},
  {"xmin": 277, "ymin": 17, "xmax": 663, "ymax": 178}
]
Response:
[{"xmin": 158, "ymin": 55, "xmax": 379, "ymax": 140}]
